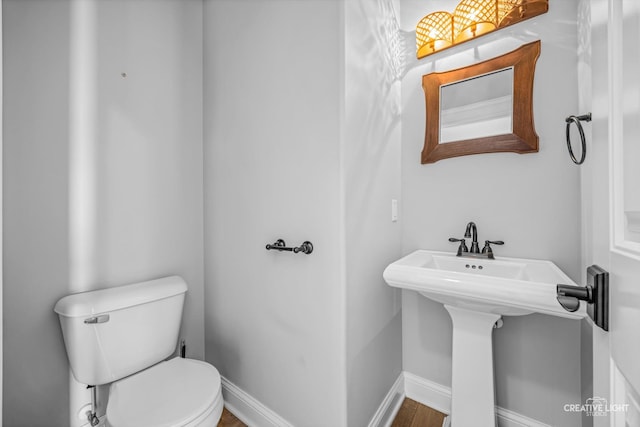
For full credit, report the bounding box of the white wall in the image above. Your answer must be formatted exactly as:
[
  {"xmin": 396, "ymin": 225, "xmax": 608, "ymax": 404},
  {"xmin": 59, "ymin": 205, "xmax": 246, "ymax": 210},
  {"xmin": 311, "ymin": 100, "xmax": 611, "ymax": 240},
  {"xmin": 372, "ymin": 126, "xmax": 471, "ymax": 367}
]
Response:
[
  {"xmin": 3, "ymin": 1, "xmax": 203, "ymax": 425},
  {"xmin": 3, "ymin": 2, "xmax": 72, "ymax": 424},
  {"xmin": 79, "ymin": 0, "xmax": 204, "ymax": 359},
  {"xmin": 399, "ymin": 1, "xmax": 584, "ymax": 425},
  {"xmin": 344, "ymin": 1, "xmax": 403, "ymax": 425},
  {"xmin": 204, "ymin": 1, "xmax": 407, "ymax": 424},
  {"xmin": 203, "ymin": 1, "xmax": 347, "ymax": 425}
]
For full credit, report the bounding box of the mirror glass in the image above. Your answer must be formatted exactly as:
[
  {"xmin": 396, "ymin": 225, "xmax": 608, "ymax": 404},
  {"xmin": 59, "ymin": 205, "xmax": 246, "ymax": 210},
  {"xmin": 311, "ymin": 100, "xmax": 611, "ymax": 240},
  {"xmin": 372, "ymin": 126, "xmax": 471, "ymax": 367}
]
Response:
[{"xmin": 439, "ymin": 68, "xmax": 514, "ymax": 143}]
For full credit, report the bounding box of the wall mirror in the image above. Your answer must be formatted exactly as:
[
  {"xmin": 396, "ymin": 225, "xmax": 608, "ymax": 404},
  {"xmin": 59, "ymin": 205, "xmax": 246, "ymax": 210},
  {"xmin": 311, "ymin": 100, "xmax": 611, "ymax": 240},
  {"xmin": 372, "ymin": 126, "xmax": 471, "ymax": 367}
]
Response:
[{"xmin": 421, "ymin": 40, "xmax": 540, "ymax": 164}]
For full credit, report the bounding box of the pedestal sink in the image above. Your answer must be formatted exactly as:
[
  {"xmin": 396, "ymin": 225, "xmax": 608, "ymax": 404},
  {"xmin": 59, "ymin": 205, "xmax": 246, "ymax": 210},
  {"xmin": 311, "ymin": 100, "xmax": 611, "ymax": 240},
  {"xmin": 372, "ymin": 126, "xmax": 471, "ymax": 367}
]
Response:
[{"xmin": 383, "ymin": 250, "xmax": 585, "ymax": 427}]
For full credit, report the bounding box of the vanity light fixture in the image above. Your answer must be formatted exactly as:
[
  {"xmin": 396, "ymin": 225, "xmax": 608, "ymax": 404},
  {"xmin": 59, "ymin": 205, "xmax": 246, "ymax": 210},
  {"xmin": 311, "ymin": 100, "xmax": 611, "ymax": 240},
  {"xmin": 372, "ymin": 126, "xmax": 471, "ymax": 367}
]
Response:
[{"xmin": 416, "ymin": 0, "xmax": 548, "ymax": 58}]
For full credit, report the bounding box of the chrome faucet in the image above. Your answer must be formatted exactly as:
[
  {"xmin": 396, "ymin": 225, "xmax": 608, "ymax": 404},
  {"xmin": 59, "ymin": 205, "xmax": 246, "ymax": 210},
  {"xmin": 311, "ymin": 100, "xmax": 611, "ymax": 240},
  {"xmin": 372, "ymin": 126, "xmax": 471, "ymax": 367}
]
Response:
[{"xmin": 449, "ymin": 221, "xmax": 504, "ymax": 259}]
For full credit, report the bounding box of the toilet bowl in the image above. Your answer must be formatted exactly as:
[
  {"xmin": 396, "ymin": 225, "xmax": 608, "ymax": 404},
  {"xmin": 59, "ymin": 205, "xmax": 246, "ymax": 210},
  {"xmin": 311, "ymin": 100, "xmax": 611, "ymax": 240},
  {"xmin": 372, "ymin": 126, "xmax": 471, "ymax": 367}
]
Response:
[
  {"xmin": 107, "ymin": 358, "xmax": 223, "ymax": 427},
  {"xmin": 54, "ymin": 276, "xmax": 223, "ymax": 426}
]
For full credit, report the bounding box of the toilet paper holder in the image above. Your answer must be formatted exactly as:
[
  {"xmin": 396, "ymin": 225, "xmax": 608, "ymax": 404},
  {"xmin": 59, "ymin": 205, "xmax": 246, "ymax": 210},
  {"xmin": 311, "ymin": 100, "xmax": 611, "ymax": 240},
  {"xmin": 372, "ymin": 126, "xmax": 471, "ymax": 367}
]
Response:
[{"xmin": 266, "ymin": 239, "xmax": 314, "ymax": 255}]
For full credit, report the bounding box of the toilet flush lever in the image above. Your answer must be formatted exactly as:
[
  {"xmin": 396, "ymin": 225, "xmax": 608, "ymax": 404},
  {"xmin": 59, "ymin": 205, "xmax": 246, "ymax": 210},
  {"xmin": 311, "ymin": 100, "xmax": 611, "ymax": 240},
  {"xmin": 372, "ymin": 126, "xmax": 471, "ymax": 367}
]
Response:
[{"xmin": 84, "ymin": 314, "xmax": 110, "ymax": 324}]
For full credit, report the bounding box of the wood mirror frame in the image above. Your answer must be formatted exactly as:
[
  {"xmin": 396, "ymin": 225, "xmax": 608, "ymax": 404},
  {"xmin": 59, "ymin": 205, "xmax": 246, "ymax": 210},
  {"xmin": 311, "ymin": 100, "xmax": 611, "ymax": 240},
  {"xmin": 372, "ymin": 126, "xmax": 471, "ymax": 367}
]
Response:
[{"xmin": 421, "ymin": 40, "xmax": 540, "ymax": 164}]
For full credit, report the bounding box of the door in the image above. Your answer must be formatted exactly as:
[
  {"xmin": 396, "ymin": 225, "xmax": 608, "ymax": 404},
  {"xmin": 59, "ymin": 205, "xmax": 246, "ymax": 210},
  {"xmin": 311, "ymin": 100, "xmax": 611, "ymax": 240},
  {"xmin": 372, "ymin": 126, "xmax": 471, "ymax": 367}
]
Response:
[
  {"xmin": 588, "ymin": 0, "xmax": 640, "ymax": 425},
  {"xmin": 609, "ymin": 0, "xmax": 640, "ymax": 422}
]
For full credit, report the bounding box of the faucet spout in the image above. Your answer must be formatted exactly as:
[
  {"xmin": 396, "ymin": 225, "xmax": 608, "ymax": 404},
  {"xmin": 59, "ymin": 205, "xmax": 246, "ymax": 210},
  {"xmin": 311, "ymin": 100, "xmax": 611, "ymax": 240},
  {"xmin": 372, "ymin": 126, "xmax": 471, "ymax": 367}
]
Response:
[
  {"xmin": 465, "ymin": 222, "xmax": 480, "ymax": 253},
  {"xmin": 451, "ymin": 221, "xmax": 503, "ymax": 259}
]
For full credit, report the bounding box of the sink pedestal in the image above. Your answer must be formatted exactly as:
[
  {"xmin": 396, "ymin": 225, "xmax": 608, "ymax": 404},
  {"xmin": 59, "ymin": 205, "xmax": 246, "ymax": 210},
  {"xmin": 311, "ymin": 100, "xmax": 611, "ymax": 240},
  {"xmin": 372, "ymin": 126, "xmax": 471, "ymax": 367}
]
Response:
[
  {"xmin": 384, "ymin": 250, "xmax": 586, "ymax": 426},
  {"xmin": 445, "ymin": 305, "xmax": 501, "ymax": 427}
]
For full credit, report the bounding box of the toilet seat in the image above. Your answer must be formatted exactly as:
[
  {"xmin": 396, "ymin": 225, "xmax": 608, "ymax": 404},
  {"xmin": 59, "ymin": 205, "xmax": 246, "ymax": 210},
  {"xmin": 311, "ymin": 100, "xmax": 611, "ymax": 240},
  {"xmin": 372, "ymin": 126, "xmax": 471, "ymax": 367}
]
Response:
[{"xmin": 107, "ymin": 357, "xmax": 223, "ymax": 427}]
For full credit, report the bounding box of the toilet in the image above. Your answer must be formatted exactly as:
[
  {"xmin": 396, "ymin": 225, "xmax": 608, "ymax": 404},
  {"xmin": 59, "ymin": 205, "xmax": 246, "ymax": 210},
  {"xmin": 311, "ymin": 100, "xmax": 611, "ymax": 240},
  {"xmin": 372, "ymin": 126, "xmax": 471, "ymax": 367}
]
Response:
[{"xmin": 54, "ymin": 276, "xmax": 223, "ymax": 427}]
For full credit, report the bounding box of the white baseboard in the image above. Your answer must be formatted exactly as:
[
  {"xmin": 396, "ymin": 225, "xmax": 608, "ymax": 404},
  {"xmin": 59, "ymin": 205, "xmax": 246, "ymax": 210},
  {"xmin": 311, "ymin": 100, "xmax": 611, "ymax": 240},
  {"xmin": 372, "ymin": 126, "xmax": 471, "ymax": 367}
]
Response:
[
  {"xmin": 367, "ymin": 373, "xmax": 405, "ymax": 427},
  {"xmin": 381, "ymin": 372, "xmax": 551, "ymax": 427},
  {"xmin": 404, "ymin": 372, "xmax": 452, "ymax": 415},
  {"xmin": 222, "ymin": 371, "xmax": 550, "ymax": 427},
  {"xmin": 495, "ymin": 406, "xmax": 552, "ymax": 427},
  {"xmin": 220, "ymin": 375, "xmax": 294, "ymax": 427}
]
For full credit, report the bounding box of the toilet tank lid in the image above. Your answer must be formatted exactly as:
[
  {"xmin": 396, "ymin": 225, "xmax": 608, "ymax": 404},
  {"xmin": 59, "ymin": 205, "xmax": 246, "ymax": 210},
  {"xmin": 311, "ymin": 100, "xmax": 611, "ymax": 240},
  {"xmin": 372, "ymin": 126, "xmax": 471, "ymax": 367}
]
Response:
[{"xmin": 54, "ymin": 276, "xmax": 187, "ymax": 318}]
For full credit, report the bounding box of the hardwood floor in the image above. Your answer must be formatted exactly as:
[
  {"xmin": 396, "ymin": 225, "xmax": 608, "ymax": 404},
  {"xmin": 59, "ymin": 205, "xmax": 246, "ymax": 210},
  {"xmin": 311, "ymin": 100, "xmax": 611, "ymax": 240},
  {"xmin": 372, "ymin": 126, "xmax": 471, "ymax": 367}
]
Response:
[
  {"xmin": 218, "ymin": 398, "xmax": 446, "ymax": 427},
  {"xmin": 218, "ymin": 407, "xmax": 247, "ymax": 427},
  {"xmin": 390, "ymin": 398, "xmax": 447, "ymax": 427}
]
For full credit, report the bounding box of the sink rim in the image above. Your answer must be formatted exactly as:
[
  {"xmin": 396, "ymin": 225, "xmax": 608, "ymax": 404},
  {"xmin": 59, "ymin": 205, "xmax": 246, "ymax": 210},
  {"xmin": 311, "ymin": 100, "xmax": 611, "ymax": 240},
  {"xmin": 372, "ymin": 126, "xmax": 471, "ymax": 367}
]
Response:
[{"xmin": 383, "ymin": 249, "xmax": 586, "ymax": 319}]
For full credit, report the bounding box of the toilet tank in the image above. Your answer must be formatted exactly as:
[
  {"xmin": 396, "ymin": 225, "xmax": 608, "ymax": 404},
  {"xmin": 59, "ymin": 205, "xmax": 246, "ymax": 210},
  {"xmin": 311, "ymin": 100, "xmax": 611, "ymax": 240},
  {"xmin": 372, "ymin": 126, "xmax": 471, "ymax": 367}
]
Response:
[{"xmin": 54, "ymin": 276, "xmax": 187, "ymax": 386}]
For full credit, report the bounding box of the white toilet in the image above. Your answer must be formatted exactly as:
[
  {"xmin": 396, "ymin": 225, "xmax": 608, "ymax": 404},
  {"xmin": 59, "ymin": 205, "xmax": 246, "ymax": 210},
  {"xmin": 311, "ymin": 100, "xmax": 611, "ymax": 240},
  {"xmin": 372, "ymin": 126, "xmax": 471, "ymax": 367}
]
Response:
[{"xmin": 54, "ymin": 276, "xmax": 224, "ymax": 427}]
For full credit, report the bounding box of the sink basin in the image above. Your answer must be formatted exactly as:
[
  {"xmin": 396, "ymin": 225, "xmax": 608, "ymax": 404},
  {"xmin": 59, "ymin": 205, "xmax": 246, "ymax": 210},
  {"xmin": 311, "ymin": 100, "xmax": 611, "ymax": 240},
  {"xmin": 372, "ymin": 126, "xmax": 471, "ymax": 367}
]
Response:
[
  {"xmin": 383, "ymin": 250, "xmax": 585, "ymax": 318},
  {"xmin": 384, "ymin": 249, "xmax": 586, "ymax": 427}
]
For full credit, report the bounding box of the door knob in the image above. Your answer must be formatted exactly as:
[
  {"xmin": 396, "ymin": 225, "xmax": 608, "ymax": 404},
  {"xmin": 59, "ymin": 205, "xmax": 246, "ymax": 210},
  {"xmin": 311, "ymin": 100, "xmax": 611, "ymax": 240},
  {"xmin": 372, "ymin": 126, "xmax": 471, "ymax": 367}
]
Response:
[{"xmin": 556, "ymin": 265, "xmax": 608, "ymax": 331}]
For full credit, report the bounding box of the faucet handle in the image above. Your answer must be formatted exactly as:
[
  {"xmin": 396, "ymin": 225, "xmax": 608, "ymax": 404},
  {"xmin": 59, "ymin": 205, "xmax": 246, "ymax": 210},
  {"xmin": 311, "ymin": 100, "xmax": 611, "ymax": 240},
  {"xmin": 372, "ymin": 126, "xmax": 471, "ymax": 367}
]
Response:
[
  {"xmin": 481, "ymin": 240, "xmax": 504, "ymax": 258},
  {"xmin": 449, "ymin": 238, "xmax": 468, "ymax": 256}
]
